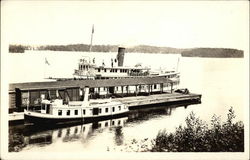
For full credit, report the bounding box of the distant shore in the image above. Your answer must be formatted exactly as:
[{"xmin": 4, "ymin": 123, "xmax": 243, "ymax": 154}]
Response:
[{"xmin": 9, "ymin": 44, "xmax": 244, "ymax": 58}]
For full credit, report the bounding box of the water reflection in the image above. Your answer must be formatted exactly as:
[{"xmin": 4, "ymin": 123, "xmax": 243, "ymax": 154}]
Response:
[
  {"xmin": 9, "ymin": 102, "xmax": 198, "ymax": 152},
  {"xmin": 21, "ymin": 117, "xmax": 128, "ymax": 148},
  {"xmin": 114, "ymin": 126, "xmax": 124, "ymax": 146},
  {"xmin": 128, "ymin": 104, "xmax": 177, "ymax": 121}
]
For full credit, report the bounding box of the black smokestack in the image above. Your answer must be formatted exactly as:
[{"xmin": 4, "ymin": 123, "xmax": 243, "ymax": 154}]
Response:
[{"xmin": 117, "ymin": 47, "xmax": 125, "ymax": 67}]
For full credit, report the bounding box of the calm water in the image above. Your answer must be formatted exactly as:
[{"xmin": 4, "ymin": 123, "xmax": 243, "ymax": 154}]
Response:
[{"xmin": 8, "ymin": 51, "xmax": 246, "ymax": 152}]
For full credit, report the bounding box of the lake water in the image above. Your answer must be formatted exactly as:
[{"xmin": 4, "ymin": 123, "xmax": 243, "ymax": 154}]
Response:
[{"xmin": 8, "ymin": 51, "xmax": 247, "ymax": 153}]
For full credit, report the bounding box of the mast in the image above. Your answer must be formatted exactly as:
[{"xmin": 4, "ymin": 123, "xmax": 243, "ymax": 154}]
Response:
[
  {"xmin": 176, "ymin": 56, "xmax": 180, "ymax": 72},
  {"xmin": 89, "ymin": 24, "xmax": 94, "ymax": 52}
]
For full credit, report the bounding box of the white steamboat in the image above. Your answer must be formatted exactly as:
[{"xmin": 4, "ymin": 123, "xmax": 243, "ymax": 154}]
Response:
[
  {"xmin": 24, "ymin": 87, "xmax": 129, "ymax": 125},
  {"xmin": 72, "ymin": 47, "xmax": 180, "ymax": 81}
]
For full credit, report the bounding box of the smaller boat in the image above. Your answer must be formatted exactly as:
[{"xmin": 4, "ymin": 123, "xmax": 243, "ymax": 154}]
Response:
[{"xmin": 24, "ymin": 87, "xmax": 129, "ymax": 125}]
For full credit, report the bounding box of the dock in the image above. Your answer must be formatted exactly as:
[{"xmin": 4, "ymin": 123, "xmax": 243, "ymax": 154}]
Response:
[
  {"xmin": 9, "ymin": 92, "xmax": 201, "ymax": 122},
  {"xmin": 116, "ymin": 92, "xmax": 201, "ymax": 108},
  {"xmin": 8, "ymin": 76, "xmax": 201, "ymax": 123}
]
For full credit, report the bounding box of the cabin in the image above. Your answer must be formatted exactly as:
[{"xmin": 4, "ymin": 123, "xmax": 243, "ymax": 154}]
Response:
[
  {"xmin": 9, "ymin": 77, "xmax": 178, "ymax": 113},
  {"xmin": 73, "ymin": 57, "xmax": 151, "ymax": 79}
]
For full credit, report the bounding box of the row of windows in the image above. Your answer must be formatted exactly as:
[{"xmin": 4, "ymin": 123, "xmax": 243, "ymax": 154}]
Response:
[
  {"xmin": 165, "ymin": 75, "xmax": 175, "ymax": 78},
  {"xmin": 79, "ymin": 65, "xmax": 90, "ymax": 71},
  {"xmin": 110, "ymin": 69, "xmax": 118, "ymax": 73},
  {"xmin": 57, "ymin": 106, "xmax": 122, "ymax": 116},
  {"xmin": 96, "ymin": 68, "xmax": 129, "ymax": 73},
  {"xmin": 58, "ymin": 109, "xmax": 83, "ymax": 116},
  {"xmin": 120, "ymin": 69, "xmax": 128, "ymax": 73},
  {"xmin": 97, "ymin": 68, "xmax": 107, "ymax": 72}
]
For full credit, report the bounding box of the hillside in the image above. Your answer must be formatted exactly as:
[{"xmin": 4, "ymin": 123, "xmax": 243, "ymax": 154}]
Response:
[
  {"xmin": 181, "ymin": 48, "xmax": 244, "ymax": 58},
  {"xmin": 9, "ymin": 44, "xmax": 244, "ymax": 58}
]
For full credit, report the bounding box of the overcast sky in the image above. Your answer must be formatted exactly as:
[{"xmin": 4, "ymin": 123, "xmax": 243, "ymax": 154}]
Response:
[{"xmin": 2, "ymin": 1, "xmax": 249, "ymax": 50}]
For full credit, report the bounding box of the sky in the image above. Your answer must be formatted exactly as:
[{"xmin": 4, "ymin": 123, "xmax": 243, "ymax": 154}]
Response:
[{"xmin": 1, "ymin": 1, "xmax": 249, "ymax": 50}]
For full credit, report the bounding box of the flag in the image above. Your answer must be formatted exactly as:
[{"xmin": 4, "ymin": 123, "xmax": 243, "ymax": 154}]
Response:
[
  {"xmin": 92, "ymin": 24, "xmax": 94, "ymax": 34},
  {"xmin": 45, "ymin": 58, "xmax": 50, "ymax": 65}
]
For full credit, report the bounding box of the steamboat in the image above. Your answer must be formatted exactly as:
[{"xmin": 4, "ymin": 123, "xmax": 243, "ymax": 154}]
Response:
[
  {"xmin": 71, "ymin": 47, "xmax": 180, "ymax": 81},
  {"xmin": 24, "ymin": 87, "xmax": 129, "ymax": 125}
]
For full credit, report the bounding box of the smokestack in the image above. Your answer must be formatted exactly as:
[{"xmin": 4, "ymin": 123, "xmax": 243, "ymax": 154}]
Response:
[
  {"xmin": 117, "ymin": 47, "xmax": 125, "ymax": 66},
  {"xmin": 82, "ymin": 86, "xmax": 90, "ymax": 106}
]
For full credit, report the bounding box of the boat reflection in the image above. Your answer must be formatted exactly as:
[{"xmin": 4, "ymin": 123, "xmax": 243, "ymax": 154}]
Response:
[
  {"xmin": 23, "ymin": 116, "xmax": 128, "ymax": 147},
  {"xmin": 114, "ymin": 126, "xmax": 124, "ymax": 146}
]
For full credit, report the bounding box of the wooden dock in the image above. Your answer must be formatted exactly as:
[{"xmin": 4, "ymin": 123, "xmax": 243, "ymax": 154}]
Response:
[
  {"xmin": 117, "ymin": 92, "xmax": 201, "ymax": 108},
  {"xmin": 9, "ymin": 92, "xmax": 201, "ymax": 122}
]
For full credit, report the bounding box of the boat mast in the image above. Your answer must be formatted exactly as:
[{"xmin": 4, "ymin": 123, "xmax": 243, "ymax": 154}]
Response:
[
  {"xmin": 176, "ymin": 57, "xmax": 180, "ymax": 72},
  {"xmin": 89, "ymin": 24, "xmax": 94, "ymax": 52}
]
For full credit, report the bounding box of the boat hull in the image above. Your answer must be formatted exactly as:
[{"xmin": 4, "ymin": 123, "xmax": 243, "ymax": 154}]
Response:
[{"xmin": 24, "ymin": 112, "xmax": 129, "ymax": 125}]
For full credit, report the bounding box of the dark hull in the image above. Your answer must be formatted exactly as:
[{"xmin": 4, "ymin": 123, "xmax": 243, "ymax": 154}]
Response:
[{"xmin": 24, "ymin": 112, "xmax": 128, "ymax": 126}]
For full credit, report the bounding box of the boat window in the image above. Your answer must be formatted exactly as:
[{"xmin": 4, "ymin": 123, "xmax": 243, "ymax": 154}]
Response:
[
  {"xmin": 118, "ymin": 120, "xmax": 121, "ymax": 125},
  {"xmin": 66, "ymin": 110, "xmax": 70, "ymax": 116},
  {"xmin": 57, "ymin": 129, "xmax": 62, "ymax": 137},
  {"xmin": 83, "ymin": 109, "xmax": 86, "ymax": 115},
  {"xmin": 99, "ymin": 108, "xmax": 102, "ymax": 113},
  {"xmin": 98, "ymin": 68, "xmax": 101, "ymax": 72},
  {"xmin": 58, "ymin": 110, "xmax": 62, "ymax": 116},
  {"xmin": 154, "ymin": 84, "xmax": 157, "ymax": 89},
  {"xmin": 112, "ymin": 107, "xmax": 115, "ymax": 112},
  {"xmin": 112, "ymin": 121, "xmax": 115, "ymax": 125},
  {"xmin": 42, "ymin": 104, "xmax": 45, "ymax": 110},
  {"xmin": 105, "ymin": 108, "xmax": 108, "ymax": 113},
  {"xmin": 118, "ymin": 106, "xmax": 121, "ymax": 110},
  {"xmin": 75, "ymin": 110, "xmax": 78, "ymax": 115},
  {"xmin": 105, "ymin": 122, "xmax": 109, "ymax": 127},
  {"xmin": 46, "ymin": 104, "xmax": 50, "ymax": 114},
  {"xmin": 74, "ymin": 127, "xmax": 78, "ymax": 134},
  {"xmin": 66, "ymin": 128, "xmax": 70, "ymax": 136},
  {"xmin": 98, "ymin": 123, "xmax": 101, "ymax": 128},
  {"xmin": 104, "ymin": 69, "xmax": 107, "ymax": 72}
]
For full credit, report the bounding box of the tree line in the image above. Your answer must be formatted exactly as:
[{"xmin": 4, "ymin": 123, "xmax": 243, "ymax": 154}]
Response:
[
  {"xmin": 9, "ymin": 44, "xmax": 244, "ymax": 58},
  {"xmin": 181, "ymin": 48, "xmax": 244, "ymax": 58}
]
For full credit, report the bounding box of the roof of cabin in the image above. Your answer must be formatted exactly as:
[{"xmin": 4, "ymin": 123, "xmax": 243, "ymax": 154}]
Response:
[
  {"xmin": 9, "ymin": 77, "xmax": 172, "ymax": 91},
  {"xmin": 93, "ymin": 65, "xmax": 150, "ymax": 70}
]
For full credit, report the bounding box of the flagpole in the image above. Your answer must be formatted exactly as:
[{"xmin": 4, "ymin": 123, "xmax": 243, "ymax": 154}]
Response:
[
  {"xmin": 176, "ymin": 56, "xmax": 180, "ymax": 72},
  {"xmin": 89, "ymin": 24, "xmax": 94, "ymax": 52},
  {"xmin": 44, "ymin": 57, "xmax": 50, "ymax": 79},
  {"xmin": 44, "ymin": 57, "xmax": 46, "ymax": 79}
]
